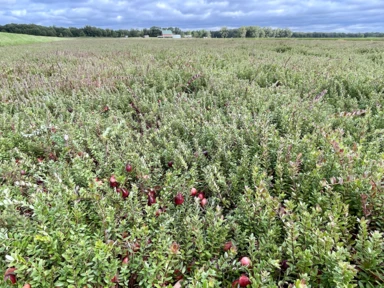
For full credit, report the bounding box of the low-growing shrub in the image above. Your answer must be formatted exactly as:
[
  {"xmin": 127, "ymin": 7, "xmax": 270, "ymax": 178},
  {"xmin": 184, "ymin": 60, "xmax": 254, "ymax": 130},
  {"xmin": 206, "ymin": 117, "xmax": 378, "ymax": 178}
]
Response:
[{"xmin": 1, "ymin": 38, "xmax": 384, "ymax": 287}]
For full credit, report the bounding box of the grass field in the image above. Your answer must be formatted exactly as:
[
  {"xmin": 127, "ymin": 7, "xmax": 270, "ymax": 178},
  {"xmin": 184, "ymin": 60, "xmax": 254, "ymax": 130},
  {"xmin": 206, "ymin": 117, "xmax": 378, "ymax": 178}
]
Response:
[
  {"xmin": 289, "ymin": 37, "xmax": 384, "ymax": 41},
  {"xmin": 0, "ymin": 32, "xmax": 64, "ymax": 47},
  {"xmin": 1, "ymin": 38, "xmax": 384, "ymax": 287}
]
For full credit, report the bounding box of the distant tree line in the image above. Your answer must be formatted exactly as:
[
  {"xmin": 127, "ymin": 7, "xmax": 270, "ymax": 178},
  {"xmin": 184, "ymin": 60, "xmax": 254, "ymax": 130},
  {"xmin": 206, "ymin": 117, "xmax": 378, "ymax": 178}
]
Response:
[
  {"xmin": 292, "ymin": 32, "xmax": 384, "ymax": 38},
  {"xmin": 0, "ymin": 23, "xmax": 292, "ymax": 38},
  {"xmin": 0, "ymin": 24, "xmax": 187, "ymax": 38},
  {"xmin": 0, "ymin": 23, "xmax": 131, "ymax": 37},
  {"xmin": 1, "ymin": 23, "xmax": 383, "ymax": 38},
  {"xmin": 212, "ymin": 26, "xmax": 293, "ymax": 38}
]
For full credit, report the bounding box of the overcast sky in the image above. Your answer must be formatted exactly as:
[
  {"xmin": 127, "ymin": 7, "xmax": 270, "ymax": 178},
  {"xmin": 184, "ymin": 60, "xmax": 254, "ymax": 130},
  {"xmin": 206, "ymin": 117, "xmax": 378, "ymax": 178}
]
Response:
[{"xmin": 0, "ymin": 0, "xmax": 383, "ymax": 32}]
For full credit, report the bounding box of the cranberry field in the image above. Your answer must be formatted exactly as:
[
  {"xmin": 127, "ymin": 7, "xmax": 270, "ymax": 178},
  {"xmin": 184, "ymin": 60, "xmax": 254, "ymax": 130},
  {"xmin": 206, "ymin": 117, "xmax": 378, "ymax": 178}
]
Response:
[{"xmin": 1, "ymin": 38, "xmax": 384, "ymax": 287}]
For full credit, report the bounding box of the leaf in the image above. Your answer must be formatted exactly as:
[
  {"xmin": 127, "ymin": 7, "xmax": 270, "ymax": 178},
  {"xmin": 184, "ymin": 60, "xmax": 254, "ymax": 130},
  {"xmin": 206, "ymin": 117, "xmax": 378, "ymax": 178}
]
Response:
[{"xmin": 5, "ymin": 255, "xmax": 14, "ymax": 262}]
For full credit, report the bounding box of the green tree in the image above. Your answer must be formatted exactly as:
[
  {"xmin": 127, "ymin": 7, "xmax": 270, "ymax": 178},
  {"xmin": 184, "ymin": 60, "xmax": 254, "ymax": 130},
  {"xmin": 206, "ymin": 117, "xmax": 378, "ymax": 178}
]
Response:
[
  {"xmin": 173, "ymin": 27, "xmax": 183, "ymax": 35},
  {"xmin": 220, "ymin": 26, "xmax": 229, "ymax": 38},
  {"xmin": 149, "ymin": 26, "xmax": 162, "ymax": 37},
  {"xmin": 201, "ymin": 30, "xmax": 211, "ymax": 38},
  {"xmin": 129, "ymin": 29, "xmax": 140, "ymax": 37},
  {"xmin": 259, "ymin": 28, "xmax": 265, "ymax": 38},
  {"xmin": 192, "ymin": 30, "xmax": 200, "ymax": 38},
  {"xmin": 285, "ymin": 28, "xmax": 293, "ymax": 38},
  {"xmin": 263, "ymin": 27, "xmax": 275, "ymax": 37},
  {"xmin": 238, "ymin": 26, "xmax": 247, "ymax": 38}
]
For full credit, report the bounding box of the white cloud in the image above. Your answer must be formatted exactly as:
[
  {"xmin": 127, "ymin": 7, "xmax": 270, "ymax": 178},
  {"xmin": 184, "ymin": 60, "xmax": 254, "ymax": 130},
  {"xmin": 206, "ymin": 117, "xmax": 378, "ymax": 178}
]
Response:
[
  {"xmin": 11, "ymin": 9, "xmax": 27, "ymax": 16},
  {"xmin": 156, "ymin": 2, "xmax": 167, "ymax": 9},
  {"xmin": 267, "ymin": 9, "xmax": 285, "ymax": 15}
]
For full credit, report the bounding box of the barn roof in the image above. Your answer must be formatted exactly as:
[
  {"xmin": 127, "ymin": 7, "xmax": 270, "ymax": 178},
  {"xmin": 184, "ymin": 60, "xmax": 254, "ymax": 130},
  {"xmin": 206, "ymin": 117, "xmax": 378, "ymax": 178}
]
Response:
[{"xmin": 162, "ymin": 30, "xmax": 173, "ymax": 35}]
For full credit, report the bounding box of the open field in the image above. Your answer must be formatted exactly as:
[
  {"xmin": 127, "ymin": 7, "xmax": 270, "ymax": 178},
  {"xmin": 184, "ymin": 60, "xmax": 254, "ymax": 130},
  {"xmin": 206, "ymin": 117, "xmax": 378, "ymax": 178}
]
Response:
[
  {"xmin": 0, "ymin": 32, "xmax": 64, "ymax": 47},
  {"xmin": 243, "ymin": 37, "xmax": 384, "ymax": 41},
  {"xmin": 290, "ymin": 38, "xmax": 384, "ymax": 41},
  {"xmin": 1, "ymin": 38, "xmax": 384, "ymax": 287}
]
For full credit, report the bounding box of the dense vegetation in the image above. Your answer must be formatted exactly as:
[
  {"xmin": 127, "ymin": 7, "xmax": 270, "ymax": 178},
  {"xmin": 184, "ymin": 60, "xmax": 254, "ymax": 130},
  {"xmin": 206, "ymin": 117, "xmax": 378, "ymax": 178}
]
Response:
[
  {"xmin": 0, "ymin": 32, "xmax": 63, "ymax": 47},
  {"xmin": 3, "ymin": 23, "xmax": 384, "ymax": 39},
  {"xmin": 1, "ymin": 38, "xmax": 384, "ymax": 287}
]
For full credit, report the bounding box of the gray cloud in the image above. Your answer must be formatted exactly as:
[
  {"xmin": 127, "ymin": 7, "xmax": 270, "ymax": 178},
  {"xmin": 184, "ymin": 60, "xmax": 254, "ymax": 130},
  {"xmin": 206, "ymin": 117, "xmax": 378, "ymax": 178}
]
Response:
[{"xmin": 0, "ymin": 0, "xmax": 383, "ymax": 32}]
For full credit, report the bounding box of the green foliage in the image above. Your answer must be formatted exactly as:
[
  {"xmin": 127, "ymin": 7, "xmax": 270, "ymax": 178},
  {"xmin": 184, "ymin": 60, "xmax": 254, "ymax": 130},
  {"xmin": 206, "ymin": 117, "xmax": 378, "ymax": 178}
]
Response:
[
  {"xmin": 0, "ymin": 38, "xmax": 384, "ymax": 287},
  {"xmin": 0, "ymin": 32, "xmax": 63, "ymax": 47}
]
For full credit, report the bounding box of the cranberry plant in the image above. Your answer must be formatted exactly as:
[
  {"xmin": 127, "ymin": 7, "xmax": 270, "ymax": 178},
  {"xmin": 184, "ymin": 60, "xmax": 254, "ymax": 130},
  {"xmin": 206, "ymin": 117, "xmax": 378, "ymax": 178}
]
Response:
[{"xmin": 1, "ymin": 38, "xmax": 384, "ymax": 287}]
